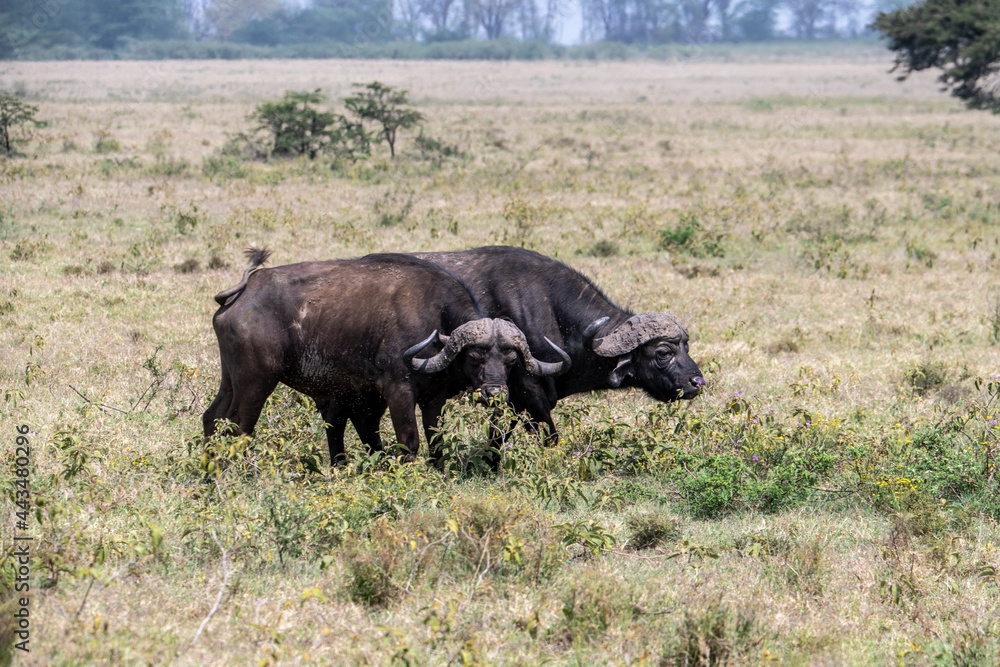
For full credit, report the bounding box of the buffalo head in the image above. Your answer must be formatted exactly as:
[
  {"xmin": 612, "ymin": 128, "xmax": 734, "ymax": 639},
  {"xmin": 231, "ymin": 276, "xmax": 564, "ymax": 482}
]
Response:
[
  {"xmin": 404, "ymin": 318, "xmax": 570, "ymax": 403},
  {"xmin": 585, "ymin": 313, "xmax": 704, "ymax": 402}
]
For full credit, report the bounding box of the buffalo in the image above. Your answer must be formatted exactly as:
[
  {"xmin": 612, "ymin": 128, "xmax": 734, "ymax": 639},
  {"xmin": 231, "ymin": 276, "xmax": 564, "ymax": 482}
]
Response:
[
  {"xmin": 202, "ymin": 248, "xmax": 569, "ymax": 465},
  {"xmin": 322, "ymin": 246, "xmax": 704, "ymax": 449}
]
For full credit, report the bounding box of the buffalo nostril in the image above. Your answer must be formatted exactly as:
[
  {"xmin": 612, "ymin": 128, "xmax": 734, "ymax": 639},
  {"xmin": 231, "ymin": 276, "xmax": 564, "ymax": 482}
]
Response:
[
  {"xmin": 691, "ymin": 376, "xmax": 706, "ymax": 387},
  {"xmin": 478, "ymin": 386, "xmax": 508, "ymax": 403}
]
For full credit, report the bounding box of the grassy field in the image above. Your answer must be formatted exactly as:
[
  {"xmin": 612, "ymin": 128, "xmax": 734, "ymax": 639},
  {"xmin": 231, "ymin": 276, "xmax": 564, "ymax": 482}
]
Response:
[{"xmin": 1, "ymin": 53, "xmax": 1000, "ymax": 665}]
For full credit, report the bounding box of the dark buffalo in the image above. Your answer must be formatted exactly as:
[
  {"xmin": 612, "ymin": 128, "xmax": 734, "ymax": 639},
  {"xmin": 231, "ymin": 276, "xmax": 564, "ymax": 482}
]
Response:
[
  {"xmin": 414, "ymin": 246, "xmax": 705, "ymax": 442},
  {"xmin": 202, "ymin": 249, "xmax": 569, "ymax": 465}
]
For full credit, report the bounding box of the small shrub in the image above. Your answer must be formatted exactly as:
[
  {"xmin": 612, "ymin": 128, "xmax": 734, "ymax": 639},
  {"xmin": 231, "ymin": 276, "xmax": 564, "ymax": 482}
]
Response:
[
  {"xmin": 931, "ymin": 626, "xmax": 997, "ymax": 665},
  {"xmin": 660, "ymin": 212, "xmax": 725, "ymax": 258},
  {"xmin": 218, "ymin": 131, "xmax": 268, "ymax": 161},
  {"xmin": 502, "ymin": 196, "xmax": 552, "ymax": 248},
  {"xmin": 554, "ymin": 519, "xmax": 616, "ymax": 557},
  {"xmin": 892, "ymin": 490, "xmax": 948, "ymax": 537},
  {"xmin": 906, "ymin": 427, "xmax": 980, "ymax": 500},
  {"xmin": 93, "ymin": 129, "xmax": 120, "ymax": 154},
  {"xmin": 734, "ymin": 532, "xmax": 791, "ymax": 559},
  {"xmin": 345, "ymin": 554, "xmax": 397, "ymax": 607},
  {"xmin": 660, "ymin": 221, "xmax": 697, "ymax": 248},
  {"xmin": 625, "ymin": 512, "xmax": 680, "ymax": 550},
  {"xmin": 553, "ymin": 581, "xmax": 631, "ymax": 645},
  {"xmin": 9, "ymin": 236, "xmax": 50, "ymax": 261},
  {"xmin": 147, "ymin": 156, "xmax": 190, "ymax": 177},
  {"xmin": 202, "ymin": 155, "xmax": 248, "ymax": 181},
  {"xmin": 667, "ymin": 603, "xmax": 758, "ymax": 666},
  {"xmin": 173, "ymin": 258, "xmax": 199, "ymax": 274},
  {"xmin": 371, "ymin": 188, "xmax": 414, "ymax": 228},
  {"xmin": 587, "ymin": 239, "xmax": 619, "ymax": 257},
  {"xmin": 679, "ymin": 454, "xmax": 743, "ymax": 518},
  {"xmin": 904, "ymin": 361, "xmax": 947, "ymax": 396},
  {"xmin": 413, "ymin": 131, "xmax": 462, "ymax": 164},
  {"xmin": 163, "ymin": 203, "xmax": 202, "ymax": 235},
  {"xmin": 906, "ymin": 241, "xmax": 937, "ymax": 268}
]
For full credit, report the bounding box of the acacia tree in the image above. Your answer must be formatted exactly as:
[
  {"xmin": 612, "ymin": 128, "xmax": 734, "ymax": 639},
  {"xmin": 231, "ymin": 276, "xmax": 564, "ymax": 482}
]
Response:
[
  {"xmin": 0, "ymin": 92, "xmax": 43, "ymax": 155},
  {"xmin": 872, "ymin": 0, "xmax": 1000, "ymax": 112},
  {"xmin": 344, "ymin": 82, "xmax": 424, "ymax": 158}
]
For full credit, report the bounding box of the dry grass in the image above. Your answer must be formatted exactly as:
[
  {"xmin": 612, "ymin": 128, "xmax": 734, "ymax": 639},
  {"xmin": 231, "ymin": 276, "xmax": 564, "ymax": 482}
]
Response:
[{"xmin": 2, "ymin": 54, "xmax": 1000, "ymax": 665}]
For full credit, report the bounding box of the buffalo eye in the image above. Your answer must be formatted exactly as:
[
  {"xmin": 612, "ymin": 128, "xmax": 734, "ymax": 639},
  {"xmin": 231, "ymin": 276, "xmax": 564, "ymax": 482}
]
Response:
[
  {"xmin": 467, "ymin": 349, "xmax": 486, "ymax": 363},
  {"xmin": 502, "ymin": 348, "xmax": 518, "ymax": 364},
  {"xmin": 655, "ymin": 344, "xmax": 677, "ymax": 364}
]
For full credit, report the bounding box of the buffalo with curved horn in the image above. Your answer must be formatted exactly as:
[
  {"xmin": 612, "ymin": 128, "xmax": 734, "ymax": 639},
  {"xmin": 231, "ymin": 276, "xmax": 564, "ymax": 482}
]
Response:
[{"xmin": 410, "ymin": 246, "xmax": 705, "ymax": 443}]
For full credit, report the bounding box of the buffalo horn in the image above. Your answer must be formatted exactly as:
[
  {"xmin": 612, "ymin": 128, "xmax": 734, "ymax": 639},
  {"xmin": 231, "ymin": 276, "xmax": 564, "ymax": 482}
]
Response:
[
  {"xmin": 407, "ymin": 320, "xmax": 495, "ymax": 374},
  {"xmin": 592, "ymin": 313, "xmax": 686, "ymax": 357},
  {"xmin": 582, "ymin": 316, "xmax": 610, "ymax": 345},
  {"xmin": 495, "ymin": 320, "xmax": 571, "ymax": 377},
  {"xmin": 403, "ymin": 330, "xmax": 440, "ymax": 370}
]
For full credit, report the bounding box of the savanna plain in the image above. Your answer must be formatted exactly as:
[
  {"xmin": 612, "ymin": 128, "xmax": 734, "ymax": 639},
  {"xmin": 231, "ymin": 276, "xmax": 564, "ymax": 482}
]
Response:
[{"xmin": 1, "ymin": 52, "xmax": 1000, "ymax": 665}]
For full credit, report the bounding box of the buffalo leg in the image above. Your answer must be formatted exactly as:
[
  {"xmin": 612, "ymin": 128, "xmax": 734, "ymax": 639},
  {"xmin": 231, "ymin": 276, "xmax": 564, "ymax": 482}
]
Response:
[
  {"xmin": 384, "ymin": 389, "xmax": 421, "ymax": 462},
  {"xmin": 418, "ymin": 393, "xmax": 448, "ymax": 468},
  {"xmin": 511, "ymin": 377, "xmax": 559, "ymax": 446},
  {"xmin": 315, "ymin": 398, "xmax": 352, "ymax": 466},
  {"xmin": 202, "ymin": 358, "xmax": 235, "ymax": 436},
  {"xmin": 316, "ymin": 392, "xmax": 388, "ymax": 465},
  {"xmin": 349, "ymin": 391, "xmax": 387, "ymax": 453},
  {"xmin": 226, "ymin": 376, "xmax": 280, "ymax": 437}
]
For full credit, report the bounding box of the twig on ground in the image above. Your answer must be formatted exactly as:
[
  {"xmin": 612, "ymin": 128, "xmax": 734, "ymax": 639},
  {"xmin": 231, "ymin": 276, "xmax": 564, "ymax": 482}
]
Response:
[
  {"xmin": 190, "ymin": 532, "xmax": 232, "ymax": 648},
  {"xmin": 68, "ymin": 385, "xmax": 129, "ymax": 416},
  {"xmin": 73, "ymin": 577, "xmax": 96, "ymax": 621}
]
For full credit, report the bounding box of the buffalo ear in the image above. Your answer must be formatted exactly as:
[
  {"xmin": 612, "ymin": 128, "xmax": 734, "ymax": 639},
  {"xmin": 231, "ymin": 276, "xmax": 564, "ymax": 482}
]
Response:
[{"xmin": 607, "ymin": 357, "xmax": 633, "ymax": 388}]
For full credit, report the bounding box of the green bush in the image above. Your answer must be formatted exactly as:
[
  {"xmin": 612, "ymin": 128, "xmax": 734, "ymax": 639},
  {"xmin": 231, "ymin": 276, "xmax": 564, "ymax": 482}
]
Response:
[
  {"xmin": 660, "ymin": 212, "xmax": 725, "ymax": 257},
  {"xmin": 201, "ymin": 155, "xmax": 249, "ymax": 181},
  {"xmin": 679, "ymin": 454, "xmax": 744, "ymax": 518},
  {"xmin": 250, "ymin": 89, "xmax": 369, "ymax": 161},
  {"xmin": 907, "ymin": 427, "xmax": 981, "ymax": 500}
]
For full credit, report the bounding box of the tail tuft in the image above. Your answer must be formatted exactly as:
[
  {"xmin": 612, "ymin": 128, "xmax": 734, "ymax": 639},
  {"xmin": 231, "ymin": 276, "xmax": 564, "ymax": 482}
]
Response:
[
  {"xmin": 214, "ymin": 248, "xmax": 273, "ymax": 306},
  {"xmin": 244, "ymin": 247, "xmax": 272, "ymax": 268}
]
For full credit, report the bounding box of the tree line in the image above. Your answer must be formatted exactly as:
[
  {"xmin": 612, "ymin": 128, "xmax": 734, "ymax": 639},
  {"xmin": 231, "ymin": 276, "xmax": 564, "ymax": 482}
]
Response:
[{"xmin": 2, "ymin": 0, "xmax": 913, "ymax": 57}]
